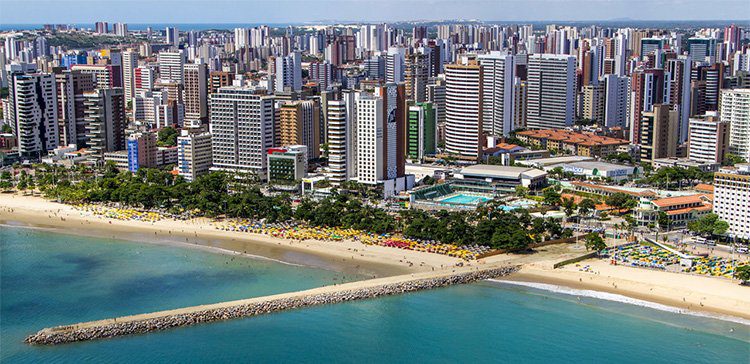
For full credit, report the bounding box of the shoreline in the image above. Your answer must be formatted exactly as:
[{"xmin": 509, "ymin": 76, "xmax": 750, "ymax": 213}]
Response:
[
  {"xmin": 504, "ymin": 263, "xmax": 750, "ymax": 321},
  {"xmin": 0, "ymin": 193, "xmax": 465, "ymax": 278},
  {"xmin": 2, "ymin": 193, "xmax": 749, "ymax": 321}
]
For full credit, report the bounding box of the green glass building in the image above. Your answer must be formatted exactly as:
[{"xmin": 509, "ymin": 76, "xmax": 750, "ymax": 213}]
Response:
[{"xmin": 407, "ymin": 102, "xmax": 436, "ymax": 160}]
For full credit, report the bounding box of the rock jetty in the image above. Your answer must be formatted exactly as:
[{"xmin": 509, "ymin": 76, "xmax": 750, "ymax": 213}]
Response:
[{"xmin": 26, "ymin": 266, "xmax": 517, "ymax": 345}]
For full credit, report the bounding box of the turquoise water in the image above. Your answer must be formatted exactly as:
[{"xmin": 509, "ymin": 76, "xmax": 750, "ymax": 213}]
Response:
[
  {"xmin": 2, "ymin": 226, "xmax": 749, "ymax": 363},
  {"xmin": 438, "ymin": 193, "xmax": 492, "ymax": 205}
]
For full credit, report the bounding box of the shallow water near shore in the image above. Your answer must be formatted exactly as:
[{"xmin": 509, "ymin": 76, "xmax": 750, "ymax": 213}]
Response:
[{"xmin": 2, "ymin": 226, "xmax": 749, "ymax": 363}]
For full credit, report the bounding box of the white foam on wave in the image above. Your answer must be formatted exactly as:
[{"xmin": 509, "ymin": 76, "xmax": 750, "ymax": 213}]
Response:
[{"xmin": 488, "ymin": 279, "xmax": 750, "ymax": 327}]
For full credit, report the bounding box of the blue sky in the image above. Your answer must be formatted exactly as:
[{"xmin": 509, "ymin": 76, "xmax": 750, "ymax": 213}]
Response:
[{"xmin": 1, "ymin": 0, "xmax": 748, "ymax": 24}]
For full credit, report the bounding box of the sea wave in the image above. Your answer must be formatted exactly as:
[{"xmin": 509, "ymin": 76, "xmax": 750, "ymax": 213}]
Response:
[{"xmin": 488, "ymin": 279, "xmax": 750, "ymax": 327}]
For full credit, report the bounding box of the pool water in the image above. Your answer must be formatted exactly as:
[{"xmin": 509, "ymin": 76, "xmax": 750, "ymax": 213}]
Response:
[{"xmin": 438, "ymin": 193, "xmax": 492, "ymax": 205}]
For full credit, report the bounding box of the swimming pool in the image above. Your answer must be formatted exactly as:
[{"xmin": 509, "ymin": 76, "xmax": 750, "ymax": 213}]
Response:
[{"xmin": 437, "ymin": 193, "xmax": 492, "ymax": 205}]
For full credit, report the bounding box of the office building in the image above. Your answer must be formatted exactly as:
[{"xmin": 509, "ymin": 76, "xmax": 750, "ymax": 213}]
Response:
[
  {"xmin": 526, "ymin": 54, "xmax": 576, "ymax": 129},
  {"xmin": 177, "ymin": 130, "xmax": 212, "ymax": 181},
  {"xmin": 157, "ymin": 50, "xmax": 185, "ymax": 84},
  {"xmin": 407, "ymin": 102, "xmax": 436, "ymax": 160},
  {"xmin": 209, "ymin": 86, "xmax": 275, "ymax": 174},
  {"xmin": 267, "ymin": 146, "xmax": 307, "ymax": 183}
]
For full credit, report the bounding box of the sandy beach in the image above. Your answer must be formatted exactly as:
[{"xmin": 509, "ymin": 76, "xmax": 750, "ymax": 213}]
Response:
[
  {"xmin": 0, "ymin": 193, "xmax": 465, "ymax": 277},
  {"xmin": 508, "ymin": 260, "xmax": 750, "ymax": 320},
  {"xmin": 2, "ymin": 192, "xmax": 748, "ymax": 321}
]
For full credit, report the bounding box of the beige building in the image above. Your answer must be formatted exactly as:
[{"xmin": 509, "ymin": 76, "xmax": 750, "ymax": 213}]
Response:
[
  {"xmin": 582, "ymin": 83, "xmax": 605, "ymax": 124},
  {"xmin": 278, "ymin": 100, "xmax": 320, "ymax": 159},
  {"xmin": 640, "ymin": 104, "xmax": 678, "ymax": 163}
]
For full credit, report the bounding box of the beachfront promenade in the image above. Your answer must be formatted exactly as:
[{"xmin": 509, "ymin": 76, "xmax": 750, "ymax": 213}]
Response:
[{"xmin": 26, "ymin": 265, "xmax": 518, "ymax": 345}]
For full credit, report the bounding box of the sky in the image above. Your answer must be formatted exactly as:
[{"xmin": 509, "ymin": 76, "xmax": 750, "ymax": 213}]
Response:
[{"xmin": 0, "ymin": 0, "xmax": 748, "ymax": 24}]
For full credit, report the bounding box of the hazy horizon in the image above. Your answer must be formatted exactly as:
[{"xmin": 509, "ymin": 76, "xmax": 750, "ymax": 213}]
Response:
[{"xmin": 1, "ymin": 0, "xmax": 749, "ymax": 25}]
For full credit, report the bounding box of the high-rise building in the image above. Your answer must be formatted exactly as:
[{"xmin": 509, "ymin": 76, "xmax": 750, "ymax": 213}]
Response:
[
  {"xmin": 177, "ymin": 130, "xmax": 212, "ymax": 181},
  {"xmin": 687, "ymin": 37, "xmax": 717, "ymax": 63},
  {"xmin": 603, "ymin": 74, "xmax": 629, "ymax": 128},
  {"xmin": 183, "ymin": 63, "xmax": 208, "ymax": 123},
  {"xmin": 385, "ymin": 46, "xmax": 405, "ymax": 83},
  {"xmin": 582, "ymin": 84, "xmax": 605, "ymax": 124},
  {"xmin": 512, "ymin": 78, "xmax": 528, "ymax": 130},
  {"xmin": 122, "ymin": 50, "xmax": 139, "ymax": 106},
  {"xmin": 70, "ymin": 64, "xmax": 118, "ymax": 89},
  {"xmin": 479, "ymin": 52, "xmax": 515, "ymax": 136},
  {"xmin": 309, "ymin": 61, "xmax": 334, "ymax": 90},
  {"xmin": 406, "ymin": 102, "xmax": 436, "ymax": 160},
  {"xmin": 445, "ymin": 59, "xmax": 482, "ymax": 158},
  {"xmin": 113, "ymin": 23, "xmax": 128, "ymax": 37},
  {"xmin": 83, "ymin": 88, "xmax": 126, "ymax": 155},
  {"xmin": 209, "ymin": 86, "xmax": 275, "ymax": 174},
  {"xmin": 8, "ymin": 70, "xmax": 59, "ymax": 157},
  {"xmin": 274, "ymin": 51, "xmax": 302, "ymax": 93},
  {"xmin": 526, "ymin": 54, "xmax": 576, "ymax": 129},
  {"xmin": 426, "ymin": 79, "xmax": 446, "ymax": 142},
  {"xmin": 666, "ymin": 56, "xmax": 693, "ymax": 143},
  {"xmin": 687, "ymin": 115, "xmax": 728, "ymax": 164},
  {"xmin": 54, "ymin": 69, "xmax": 95, "ymax": 147},
  {"xmin": 326, "ymin": 91, "xmax": 357, "ymax": 184},
  {"xmin": 629, "ymin": 68, "xmax": 668, "ymax": 143},
  {"xmin": 721, "ymin": 89, "xmax": 750, "ymax": 162},
  {"xmin": 278, "ymin": 100, "xmax": 320, "ymax": 159},
  {"xmin": 95, "ymin": 22, "xmax": 109, "ymax": 34},
  {"xmin": 234, "ymin": 28, "xmax": 250, "ymax": 50},
  {"xmin": 126, "ymin": 132, "xmax": 157, "ymax": 172},
  {"xmin": 404, "ymin": 53, "xmax": 429, "ymax": 102},
  {"xmin": 158, "ymin": 50, "xmax": 185, "ymax": 84},
  {"xmin": 356, "ymin": 84, "xmax": 405, "ymax": 185},
  {"xmin": 134, "ymin": 65, "xmax": 156, "ymax": 94},
  {"xmin": 165, "ymin": 27, "xmax": 179, "ymax": 47},
  {"xmin": 639, "ymin": 104, "xmax": 678, "ymax": 163},
  {"xmin": 209, "ymin": 71, "xmax": 234, "ymax": 94},
  {"xmin": 639, "ymin": 38, "xmax": 665, "ymax": 59},
  {"xmin": 713, "ymin": 164, "xmax": 750, "ymax": 239}
]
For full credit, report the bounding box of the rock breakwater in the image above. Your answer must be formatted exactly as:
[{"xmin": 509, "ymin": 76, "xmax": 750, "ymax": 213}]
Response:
[{"xmin": 26, "ymin": 266, "xmax": 517, "ymax": 345}]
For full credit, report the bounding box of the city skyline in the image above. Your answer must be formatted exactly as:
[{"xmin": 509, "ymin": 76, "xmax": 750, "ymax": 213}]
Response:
[{"xmin": 1, "ymin": 0, "xmax": 749, "ymax": 25}]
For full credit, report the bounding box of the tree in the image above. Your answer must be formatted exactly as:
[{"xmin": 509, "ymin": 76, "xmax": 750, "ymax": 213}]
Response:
[
  {"xmin": 578, "ymin": 198, "xmax": 596, "ymax": 216},
  {"xmin": 157, "ymin": 126, "xmax": 178, "ymax": 147},
  {"xmin": 542, "ymin": 188, "xmax": 562, "ymax": 206},
  {"xmin": 1, "ymin": 124, "xmax": 12, "ymax": 134},
  {"xmin": 515, "ymin": 185, "xmax": 529, "ymax": 198},
  {"xmin": 735, "ymin": 265, "xmax": 750, "ymax": 283},
  {"xmin": 657, "ymin": 211, "xmax": 670, "ymax": 231},
  {"xmin": 687, "ymin": 213, "xmax": 729, "ymax": 237},
  {"xmin": 584, "ymin": 232, "xmax": 606, "ymax": 252},
  {"xmin": 605, "ymin": 192, "xmax": 635, "ymax": 212},
  {"xmin": 561, "ymin": 197, "xmax": 576, "ymax": 217},
  {"xmin": 723, "ymin": 153, "xmax": 746, "ymax": 166}
]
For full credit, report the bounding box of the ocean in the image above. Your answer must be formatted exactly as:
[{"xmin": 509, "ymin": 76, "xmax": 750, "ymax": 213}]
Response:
[{"xmin": 1, "ymin": 226, "xmax": 748, "ymax": 363}]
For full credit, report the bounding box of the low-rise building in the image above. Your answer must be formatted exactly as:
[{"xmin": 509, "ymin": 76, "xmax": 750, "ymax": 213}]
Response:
[
  {"xmin": 652, "ymin": 157, "xmax": 720, "ymax": 172},
  {"xmin": 454, "ymin": 165, "xmax": 547, "ymax": 190},
  {"xmin": 635, "ymin": 194, "xmax": 713, "ymax": 228},
  {"xmin": 267, "ymin": 146, "xmax": 307, "ymax": 183},
  {"xmin": 548, "ymin": 161, "xmax": 639, "ymax": 181},
  {"xmin": 515, "ymin": 129, "xmax": 629, "ymax": 158}
]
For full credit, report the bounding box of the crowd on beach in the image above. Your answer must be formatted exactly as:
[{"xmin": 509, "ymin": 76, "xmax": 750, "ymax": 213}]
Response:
[
  {"xmin": 75, "ymin": 204, "xmax": 165, "ymax": 223},
  {"xmin": 215, "ymin": 219, "xmax": 493, "ymax": 260},
  {"xmin": 602, "ymin": 242, "xmax": 747, "ymax": 279}
]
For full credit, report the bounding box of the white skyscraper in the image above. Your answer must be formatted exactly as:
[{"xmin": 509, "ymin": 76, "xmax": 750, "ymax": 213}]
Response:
[
  {"xmin": 444, "ymin": 58, "xmax": 482, "ymax": 158},
  {"xmin": 326, "ymin": 91, "xmax": 357, "ymax": 184},
  {"xmin": 274, "ymin": 51, "xmax": 301, "ymax": 93},
  {"xmin": 122, "ymin": 50, "xmax": 139, "ymax": 105},
  {"xmin": 603, "ymin": 74, "xmax": 630, "ymax": 128},
  {"xmin": 722, "ymin": 89, "xmax": 750, "ymax": 162},
  {"xmin": 234, "ymin": 28, "xmax": 250, "ymax": 49},
  {"xmin": 356, "ymin": 94, "xmax": 385, "ymax": 184},
  {"xmin": 526, "ymin": 54, "xmax": 576, "ymax": 129},
  {"xmin": 183, "ymin": 62, "xmax": 208, "ymax": 123},
  {"xmin": 209, "ymin": 86, "xmax": 275, "ymax": 174},
  {"xmin": 165, "ymin": 27, "xmax": 178, "ymax": 47},
  {"xmin": 385, "ymin": 46, "xmax": 405, "ymax": 83},
  {"xmin": 479, "ymin": 52, "xmax": 515, "ymax": 136},
  {"xmin": 157, "ymin": 50, "xmax": 185, "ymax": 84}
]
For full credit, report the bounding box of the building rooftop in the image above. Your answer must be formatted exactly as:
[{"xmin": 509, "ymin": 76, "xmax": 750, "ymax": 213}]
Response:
[
  {"xmin": 652, "ymin": 194, "xmax": 711, "ymax": 208},
  {"xmin": 560, "ymin": 161, "xmax": 634, "ymax": 172},
  {"xmin": 519, "ymin": 155, "xmax": 594, "ymax": 167},
  {"xmin": 459, "ymin": 165, "xmax": 546, "ymax": 179},
  {"xmin": 517, "ymin": 129, "xmax": 629, "ymax": 147}
]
